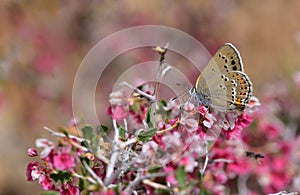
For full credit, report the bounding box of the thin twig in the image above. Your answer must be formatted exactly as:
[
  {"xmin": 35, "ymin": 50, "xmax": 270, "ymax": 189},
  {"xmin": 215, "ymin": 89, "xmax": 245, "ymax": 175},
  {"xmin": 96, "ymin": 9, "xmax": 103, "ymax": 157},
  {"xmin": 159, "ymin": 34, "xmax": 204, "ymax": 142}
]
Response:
[
  {"xmin": 143, "ymin": 179, "xmax": 169, "ymax": 190},
  {"xmin": 123, "ymin": 118, "xmax": 128, "ymax": 132},
  {"xmin": 124, "ymin": 172, "xmax": 142, "ymax": 192},
  {"xmin": 210, "ymin": 158, "xmax": 235, "ymax": 164},
  {"xmin": 120, "ymin": 137, "xmax": 138, "ymax": 149},
  {"xmin": 94, "ymin": 148, "xmax": 110, "ymax": 165},
  {"xmin": 43, "ymin": 126, "xmax": 86, "ymax": 143},
  {"xmin": 153, "ymin": 43, "xmax": 169, "ymax": 99},
  {"xmin": 124, "ymin": 171, "xmax": 168, "ymax": 193},
  {"xmin": 83, "ymin": 161, "xmax": 105, "ymax": 188},
  {"xmin": 72, "ymin": 172, "xmax": 97, "ymax": 184},
  {"xmin": 104, "ymin": 119, "xmax": 120, "ymax": 185},
  {"xmin": 200, "ymin": 141, "xmax": 209, "ymax": 175},
  {"xmin": 157, "ymin": 120, "xmax": 180, "ymax": 134},
  {"xmin": 119, "ymin": 82, "xmax": 155, "ymax": 101}
]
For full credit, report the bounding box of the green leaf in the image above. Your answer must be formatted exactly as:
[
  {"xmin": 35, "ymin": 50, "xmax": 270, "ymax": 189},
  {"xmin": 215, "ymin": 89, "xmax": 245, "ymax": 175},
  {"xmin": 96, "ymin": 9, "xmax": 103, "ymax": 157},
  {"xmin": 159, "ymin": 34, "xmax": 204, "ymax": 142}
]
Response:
[
  {"xmin": 160, "ymin": 99, "xmax": 167, "ymax": 107},
  {"xmin": 137, "ymin": 127, "xmax": 157, "ymax": 141},
  {"xmin": 50, "ymin": 170, "xmax": 72, "ymax": 183},
  {"xmin": 175, "ymin": 166, "xmax": 187, "ymax": 189},
  {"xmin": 119, "ymin": 126, "xmax": 126, "ymax": 140},
  {"xmin": 149, "ymin": 165, "xmax": 161, "ymax": 173},
  {"xmin": 81, "ymin": 140, "xmax": 90, "ymax": 149},
  {"xmin": 41, "ymin": 191, "xmax": 60, "ymax": 195},
  {"xmin": 146, "ymin": 106, "xmax": 154, "ymax": 128},
  {"xmin": 82, "ymin": 125, "xmax": 96, "ymax": 142},
  {"xmin": 59, "ymin": 127, "xmax": 69, "ymax": 137},
  {"xmin": 154, "ymin": 189, "xmax": 170, "ymax": 195},
  {"xmin": 199, "ymin": 189, "xmax": 212, "ymax": 195},
  {"xmin": 79, "ymin": 178, "xmax": 89, "ymax": 192},
  {"xmin": 97, "ymin": 125, "xmax": 109, "ymax": 137}
]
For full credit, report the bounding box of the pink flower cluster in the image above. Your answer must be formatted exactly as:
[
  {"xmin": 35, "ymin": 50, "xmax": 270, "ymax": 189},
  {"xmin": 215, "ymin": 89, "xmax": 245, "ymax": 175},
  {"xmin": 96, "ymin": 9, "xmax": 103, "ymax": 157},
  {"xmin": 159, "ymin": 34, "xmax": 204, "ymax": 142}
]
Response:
[
  {"xmin": 27, "ymin": 138, "xmax": 80, "ymax": 194},
  {"xmin": 27, "ymin": 77, "xmax": 300, "ymax": 194}
]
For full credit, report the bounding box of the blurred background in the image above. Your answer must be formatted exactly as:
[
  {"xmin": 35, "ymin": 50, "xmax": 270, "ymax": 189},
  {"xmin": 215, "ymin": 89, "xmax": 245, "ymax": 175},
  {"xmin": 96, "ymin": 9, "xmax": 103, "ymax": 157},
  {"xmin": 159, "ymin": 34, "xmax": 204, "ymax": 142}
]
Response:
[{"xmin": 1, "ymin": 1, "xmax": 300, "ymax": 194}]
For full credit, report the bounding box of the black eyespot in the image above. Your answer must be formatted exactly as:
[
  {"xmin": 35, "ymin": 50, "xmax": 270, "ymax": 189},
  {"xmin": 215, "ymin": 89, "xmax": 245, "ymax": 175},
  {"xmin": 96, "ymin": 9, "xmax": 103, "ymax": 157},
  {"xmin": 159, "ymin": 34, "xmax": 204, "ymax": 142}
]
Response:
[
  {"xmin": 231, "ymin": 60, "xmax": 236, "ymax": 65},
  {"xmin": 219, "ymin": 53, "xmax": 221, "ymax": 57},
  {"xmin": 232, "ymin": 66, "xmax": 237, "ymax": 70},
  {"xmin": 222, "ymin": 56, "xmax": 225, "ymax": 59},
  {"xmin": 225, "ymin": 59, "xmax": 228, "ymax": 63},
  {"xmin": 224, "ymin": 65, "xmax": 228, "ymax": 69},
  {"xmin": 224, "ymin": 78, "xmax": 229, "ymax": 82}
]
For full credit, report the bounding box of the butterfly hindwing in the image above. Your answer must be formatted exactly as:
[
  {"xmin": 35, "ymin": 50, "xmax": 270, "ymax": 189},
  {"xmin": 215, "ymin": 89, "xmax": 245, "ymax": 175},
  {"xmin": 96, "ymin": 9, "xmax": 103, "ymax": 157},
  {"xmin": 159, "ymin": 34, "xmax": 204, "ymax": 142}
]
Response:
[{"xmin": 194, "ymin": 43, "xmax": 252, "ymax": 111}]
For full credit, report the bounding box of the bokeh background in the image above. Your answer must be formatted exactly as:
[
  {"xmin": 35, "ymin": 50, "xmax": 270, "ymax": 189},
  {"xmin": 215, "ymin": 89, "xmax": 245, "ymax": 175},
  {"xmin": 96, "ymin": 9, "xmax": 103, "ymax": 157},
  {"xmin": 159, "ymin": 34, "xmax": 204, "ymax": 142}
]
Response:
[{"xmin": 1, "ymin": 1, "xmax": 300, "ymax": 194}]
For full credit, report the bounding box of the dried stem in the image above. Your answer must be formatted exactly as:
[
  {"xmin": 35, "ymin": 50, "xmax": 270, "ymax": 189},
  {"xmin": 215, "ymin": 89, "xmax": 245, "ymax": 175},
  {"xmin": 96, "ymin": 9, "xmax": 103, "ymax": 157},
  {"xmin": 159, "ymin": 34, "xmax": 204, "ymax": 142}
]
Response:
[
  {"xmin": 104, "ymin": 119, "xmax": 120, "ymax": 185},
  {"xmin": 143, "ymin": 179, "xmax": 169, "ymax": 190},
  {"xmin": 200, "ymin": 141, "xmax": 209, "ymax": 175},
  {"xmin": 43, "ymin": 126, "xmax": 86, "ymax": 143},
  {"xmin": 72, "ymin": 172, "xmax": 97, "ymax": 184},
  {"xmin": 83, "ymin": 161, "xmax": 105, "ymax": 188}
]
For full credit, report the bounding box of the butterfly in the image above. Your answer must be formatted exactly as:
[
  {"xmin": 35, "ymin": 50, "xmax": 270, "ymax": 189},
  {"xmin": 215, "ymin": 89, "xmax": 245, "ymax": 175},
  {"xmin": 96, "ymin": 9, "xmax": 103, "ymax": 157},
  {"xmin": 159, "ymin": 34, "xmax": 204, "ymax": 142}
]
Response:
[{"xmin": 191, "ymin": 43, "xmax": 253, "ymax": 111}]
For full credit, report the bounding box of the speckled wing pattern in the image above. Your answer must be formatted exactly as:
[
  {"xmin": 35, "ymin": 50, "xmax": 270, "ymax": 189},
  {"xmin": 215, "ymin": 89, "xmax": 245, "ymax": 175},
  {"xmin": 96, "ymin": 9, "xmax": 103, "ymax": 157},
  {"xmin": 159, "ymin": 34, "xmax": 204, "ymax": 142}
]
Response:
[{"xmin": 195, "ymin": 43, "xmax": 252, "ymax": 111}]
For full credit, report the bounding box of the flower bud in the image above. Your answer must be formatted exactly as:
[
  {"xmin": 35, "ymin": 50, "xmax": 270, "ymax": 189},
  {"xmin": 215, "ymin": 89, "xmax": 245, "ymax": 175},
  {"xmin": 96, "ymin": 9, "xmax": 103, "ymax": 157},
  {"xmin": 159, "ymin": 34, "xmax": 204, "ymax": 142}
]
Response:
[
  {"xmin": 27, "ymin": 148, "xmax": 38, "ymax": 157},
  {"xmin": 85, "ymin": 152, "xmax": 95, "ymax": 161}
]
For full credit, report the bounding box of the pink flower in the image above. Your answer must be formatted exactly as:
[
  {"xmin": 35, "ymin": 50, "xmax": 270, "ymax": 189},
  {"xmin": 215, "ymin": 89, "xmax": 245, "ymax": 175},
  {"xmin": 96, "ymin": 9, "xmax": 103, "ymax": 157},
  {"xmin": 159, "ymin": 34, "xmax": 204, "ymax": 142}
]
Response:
[
  {"xmin": 27, "ymin": 148, "xmax": 38, "ymax": 157},
  {"xmin": 236, "ymin": 113, "xmax": 252, "ymax": 128},
  {"xmin": 227, "ymin": 158, "xmax": 251, "ymax": 176},
  {"xmin": 180, "ymin": 118, "xmax": 198, "ymax": 132},
  {"xmin": 164, "ymin": 166, "xmax": 178, "ymax": 185},
  {"xmin": 179, "ymin": 154, "xmax": 196, "ymax": 172},
  {"xmin": 110, "ymin": 106, "xmax": 129, "ymax": 121},
  {"xmin": 61, "ymin": 183, "xmax": 80, "ymax": 195},
  {"xmin": 203, "ymin": 112, "xmax": 216, "ymax": 128},
  {"xmin": 198, "ymin": 106, "xmax": 208, "ymax": 116},
  {"xmin": 182, "ymin": 102, "xmax": 195, "ymax": 112},
  {"xmin": 35, "ymin": 138, "xmax": 54, "ymax": 158},
  {"xmin": 53, "ymin": 148, "xmax": 76, "ymax": 171},
  {"xmin": 222, "ymin": 125, "xmax": 242, "ymax": 140},
  {"xmin": 214, "ymin": 171, "xmax": 228, "ymax": 184},
  {"xmin": 39, "ymin": 174, "xmax": 55, "ymax": 190},
  {"xmin": 260, "ymin": 123, "xmax": 281, "ymax": 140},
  {"xmin": 26, "ymin": 161, "xmax": 39, "ymax": 181}
]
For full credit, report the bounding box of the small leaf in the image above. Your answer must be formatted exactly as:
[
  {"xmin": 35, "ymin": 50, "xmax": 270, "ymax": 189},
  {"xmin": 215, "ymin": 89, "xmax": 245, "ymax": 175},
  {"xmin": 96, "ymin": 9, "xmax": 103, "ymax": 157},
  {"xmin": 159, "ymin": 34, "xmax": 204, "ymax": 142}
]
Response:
[
  {"xmin": 137, "ymin": 127, "xmax": 157, "ymax": 141},
  {"xmin": 82, "ymin": 125, "xmax": 96, "ymax": 142},
  {"xmin": 154, "ymin": 189, "xmax": 170, "ymax": 195},
  {"xmin": 79, "ymin": 178, "xmax": 89, "ymax": 192},
  {"xmin": 97, "ymin": 125, "xmax": 109, "ymax": 137},
  {"xmin": 160, "ymin": 99, "xmax": 167, "ymax": 107},
  {"xmin": 59, "ymin": 128, "xmax": 69, "ymax": 136},
  {"xmin": 119, "ymin": 126, "xmax": 126, "ymax": 140},
  {"xmin": 199, "ymin": 189, "xmax": 212, "ymax": 195},
  {"xmin": 41, "ymin": 191, "xmax": 60, "ymax": 195},
  {"xmin": 175, "ymin": 166, "xmax": 187, "ymax": 189},
  {"xmin": 50, "ymin": 170, "xmax": 72, "ymax": 183},
  {"xmin": 146, "ymin": 106, "xmax": 154, "ymax": 128},
  {"xmin": 149, "ymin": 165, "xmax": 161, "ymax": 173},
  {"xmin": 81, "ymin": 140, "xmax": 90, "ymax": 149},
  {"xmin": 146, "ymin": 107, "xmax": 152, "ymax": 123}
]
